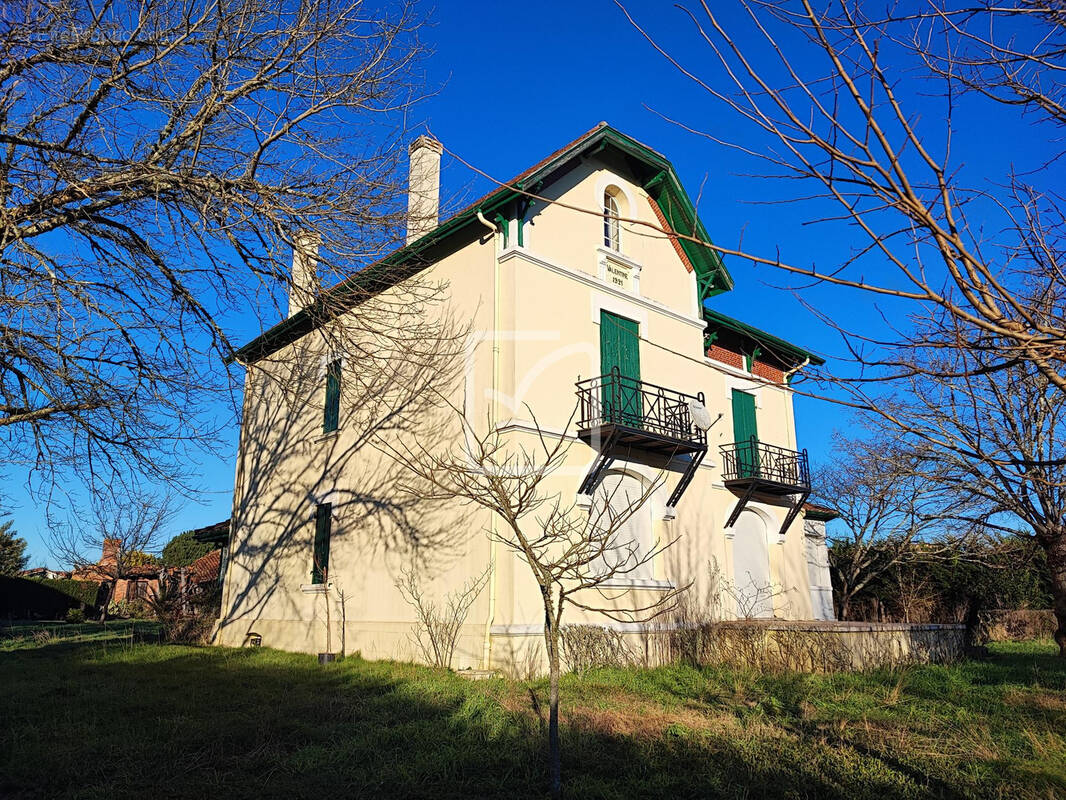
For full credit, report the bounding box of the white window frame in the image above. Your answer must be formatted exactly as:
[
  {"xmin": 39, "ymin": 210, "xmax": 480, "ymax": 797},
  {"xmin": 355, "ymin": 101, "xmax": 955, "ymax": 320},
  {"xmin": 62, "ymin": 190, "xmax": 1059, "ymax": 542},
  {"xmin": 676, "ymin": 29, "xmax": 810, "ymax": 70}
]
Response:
[{"xmin": 603, "ymin": 189, "xmax": 621, "ymax": 252}]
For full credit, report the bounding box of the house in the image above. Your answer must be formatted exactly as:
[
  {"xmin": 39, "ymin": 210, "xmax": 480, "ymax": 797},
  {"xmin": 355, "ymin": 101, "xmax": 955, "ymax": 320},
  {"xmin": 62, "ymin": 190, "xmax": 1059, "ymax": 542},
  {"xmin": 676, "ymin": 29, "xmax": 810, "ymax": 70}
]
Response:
[
  {"xmin": 71, "ymin": 539, "xmax": 163, "ymax": 604},
  {"xmin": 803, "ymin": 503, "xmax": 838, "ymax": 621},
  {"xmin": 18, "ymin": 567, "xmax": 71, "ymax": 580},
  {"xmin": 216, "ymin": 123, "xmax": 834, "ymax": 670},
  {"xmin": 69, "ymin": 534, "xmax": 225, "ymax": 612}
]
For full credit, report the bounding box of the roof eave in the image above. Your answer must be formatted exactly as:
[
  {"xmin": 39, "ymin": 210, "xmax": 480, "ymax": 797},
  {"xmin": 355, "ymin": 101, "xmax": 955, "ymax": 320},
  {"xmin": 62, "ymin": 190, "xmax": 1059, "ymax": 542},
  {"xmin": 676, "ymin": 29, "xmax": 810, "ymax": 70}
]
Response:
[
  {"xmin": 702, "ymin": 308, "xmax": 825, "ymax": 367},
  {"xmin": 234, "ymin": 124, "xmax": 734, "ymax": 364}
]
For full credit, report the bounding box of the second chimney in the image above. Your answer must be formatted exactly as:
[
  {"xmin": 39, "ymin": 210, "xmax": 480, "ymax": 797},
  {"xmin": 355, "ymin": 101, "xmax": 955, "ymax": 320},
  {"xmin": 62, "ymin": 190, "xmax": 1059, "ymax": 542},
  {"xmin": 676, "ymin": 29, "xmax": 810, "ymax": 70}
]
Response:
[
  {"xmin": 100, "ymin": 538, "xmax": 119, "ymax": 567},
  {"xmin": 288, "ymin": 230, "xmax": 321, "ymax": 318},
  {"xmin": 407, "ymin": 135, "xmax": 443, "ymax": 244}
]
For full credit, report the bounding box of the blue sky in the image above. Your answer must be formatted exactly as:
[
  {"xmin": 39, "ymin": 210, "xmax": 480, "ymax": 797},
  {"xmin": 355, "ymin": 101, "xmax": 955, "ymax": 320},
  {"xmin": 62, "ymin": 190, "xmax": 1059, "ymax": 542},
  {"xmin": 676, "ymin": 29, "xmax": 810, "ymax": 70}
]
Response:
[{"xmin": 9, "ymin": 0, "xmax": 1055, "ymax": 566}]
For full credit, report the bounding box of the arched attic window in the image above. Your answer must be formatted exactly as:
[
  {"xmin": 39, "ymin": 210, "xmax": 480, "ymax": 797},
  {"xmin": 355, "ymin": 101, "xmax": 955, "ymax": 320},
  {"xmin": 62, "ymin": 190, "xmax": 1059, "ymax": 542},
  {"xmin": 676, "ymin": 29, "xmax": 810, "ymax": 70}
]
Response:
[{"xmin": 603, "ymin": 187, "xmax": 622, "ymax": 251}]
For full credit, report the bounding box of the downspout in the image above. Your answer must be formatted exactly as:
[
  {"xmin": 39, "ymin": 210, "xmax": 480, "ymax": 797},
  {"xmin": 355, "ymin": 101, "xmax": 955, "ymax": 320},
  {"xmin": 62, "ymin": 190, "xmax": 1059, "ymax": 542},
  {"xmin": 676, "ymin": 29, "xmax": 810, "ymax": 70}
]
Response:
[
  {"xmin": 476, "ymin": 209, "xmax": 500, "ymax": 670},
  {"xmin": 783, "ymin": 356, "xmax": 810, "ymax": 383}
]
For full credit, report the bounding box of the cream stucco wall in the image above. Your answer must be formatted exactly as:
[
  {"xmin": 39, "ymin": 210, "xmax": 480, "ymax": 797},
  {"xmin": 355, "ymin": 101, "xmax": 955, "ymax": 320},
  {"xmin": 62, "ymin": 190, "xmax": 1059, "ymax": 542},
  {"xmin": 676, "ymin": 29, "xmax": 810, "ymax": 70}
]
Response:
[{"xmin": 217, "ymin": 152, "xmax": 832, "ymax": 673}]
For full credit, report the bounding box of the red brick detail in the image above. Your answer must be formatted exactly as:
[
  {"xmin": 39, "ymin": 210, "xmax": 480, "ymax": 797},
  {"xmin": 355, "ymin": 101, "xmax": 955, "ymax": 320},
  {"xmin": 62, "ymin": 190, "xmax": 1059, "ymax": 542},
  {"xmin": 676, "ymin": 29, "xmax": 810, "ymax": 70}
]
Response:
[
  {"xmin": 100, "ymin": 538, "xmax": 119, "ymax": 567},
  {"xmin": 647, "ymin": 195, "xmax": 694, "ymax": 274},
  {"xmin": 751, "ymin": 359, "xmax": 785, "ymax": 384},
  {"xmin": 707, "ymin": 344, "xmax": 744, "ymax": 370}
]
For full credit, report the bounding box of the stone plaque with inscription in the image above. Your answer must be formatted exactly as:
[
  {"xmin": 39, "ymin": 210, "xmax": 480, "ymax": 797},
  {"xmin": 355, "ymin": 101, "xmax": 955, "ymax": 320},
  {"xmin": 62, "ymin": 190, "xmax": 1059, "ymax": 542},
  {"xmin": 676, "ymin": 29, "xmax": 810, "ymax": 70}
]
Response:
[{"xmin": 604, "ymin": 259, "xmax": 632, "ymax": 291}]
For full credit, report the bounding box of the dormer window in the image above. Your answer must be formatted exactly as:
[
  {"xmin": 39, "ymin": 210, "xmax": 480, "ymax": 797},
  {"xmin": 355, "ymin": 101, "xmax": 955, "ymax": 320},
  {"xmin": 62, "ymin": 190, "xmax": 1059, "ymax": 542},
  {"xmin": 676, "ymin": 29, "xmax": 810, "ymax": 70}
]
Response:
[{"xmin": 603, "ymin": 188, "xmax": 621, "ymax": 251}]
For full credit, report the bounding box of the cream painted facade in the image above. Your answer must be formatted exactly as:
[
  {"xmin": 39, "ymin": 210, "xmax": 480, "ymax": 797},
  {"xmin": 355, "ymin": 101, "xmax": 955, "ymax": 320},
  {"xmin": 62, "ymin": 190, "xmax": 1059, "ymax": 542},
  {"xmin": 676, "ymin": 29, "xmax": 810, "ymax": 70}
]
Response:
[{"xmin": 216, "ymin": 125, "xmax": 834, "ymax": 671}]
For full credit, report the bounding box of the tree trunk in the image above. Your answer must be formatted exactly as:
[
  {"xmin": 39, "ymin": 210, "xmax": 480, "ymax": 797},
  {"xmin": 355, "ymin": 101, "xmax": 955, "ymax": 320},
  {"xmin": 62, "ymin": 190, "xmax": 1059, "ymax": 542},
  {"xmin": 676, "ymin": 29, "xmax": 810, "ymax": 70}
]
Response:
[
  {"xmin": 962, "ymin": 594, "xmax": 983, "ymax": 651},
  {"xmin": 541, "ymin": 592, "xmax": 562, "ymax": 800},
  {"xmin": 547, "ymin": 628, "xmax": 561, "ymax": 800},
  {"xmin": 324, "ymin": 586, "xmax": 332, "ymax": 656},
  {"xmin": 99, "ymin": 580, "xmax": 115, "ymax": 622},
  {"xmin": 1041, "ymin": 529, "xmax": 1066, "ymax": 657}
]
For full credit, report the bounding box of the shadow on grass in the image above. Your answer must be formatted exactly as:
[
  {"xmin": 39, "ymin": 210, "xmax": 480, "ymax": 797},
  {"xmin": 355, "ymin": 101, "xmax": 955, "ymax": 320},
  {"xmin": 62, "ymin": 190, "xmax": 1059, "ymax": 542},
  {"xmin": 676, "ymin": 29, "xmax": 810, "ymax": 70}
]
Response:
[{"xmin": 1, "ymin": 640, "xmax": 1063, "ymax": 799}]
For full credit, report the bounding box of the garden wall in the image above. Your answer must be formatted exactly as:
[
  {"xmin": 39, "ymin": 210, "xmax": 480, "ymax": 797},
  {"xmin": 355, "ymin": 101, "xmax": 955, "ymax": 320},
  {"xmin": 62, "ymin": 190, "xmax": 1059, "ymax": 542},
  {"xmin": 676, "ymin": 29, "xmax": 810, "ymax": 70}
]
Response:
[
  {"xmin": 658, "ymin": 620, "xmax": 968, "ymax": 672},
  {"xmin": 490, "ymin": 619, "xmax": 968, "ymax": 676}
]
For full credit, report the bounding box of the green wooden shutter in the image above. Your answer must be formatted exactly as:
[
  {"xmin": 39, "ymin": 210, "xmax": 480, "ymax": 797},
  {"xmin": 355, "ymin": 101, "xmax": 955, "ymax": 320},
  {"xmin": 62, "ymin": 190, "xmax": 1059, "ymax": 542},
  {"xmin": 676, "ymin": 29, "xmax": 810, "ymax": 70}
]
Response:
[
  {"xmin": 731, "ymin": 390, "xmax": 759, "ymax": 477},
  {"xmin": 311, "ymin": 503, "xmax": 332, "ymax": 584},
  {"xmin": 600, "ymin": 311, "xmax": 641, "ymax": 426},
  {"xmin": 600, "ymin": 311, "xmax": 641, "ymax": 381},
  {"xmin": 323, "ymin": 359, "xmax": 341, "ymax": 433}
]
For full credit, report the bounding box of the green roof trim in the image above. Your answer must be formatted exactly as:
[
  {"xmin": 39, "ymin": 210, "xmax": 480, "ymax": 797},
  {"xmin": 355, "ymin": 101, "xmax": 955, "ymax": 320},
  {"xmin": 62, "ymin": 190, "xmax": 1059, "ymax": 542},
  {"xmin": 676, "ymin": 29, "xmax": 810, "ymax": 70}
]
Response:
[
  {"xmin": 233, "ymin": 123, "xmax": 733, "ymax": 365},
  {"xmin": 592, "ymin": 129, "xmax": 733, "ymax": 300},
  {"xmin": 702, "ymin": 308, "xmax": 825, "ymax": 367},
  {"xmin": 804, "ymin": 505, "xmax": 838, "ymax": 522}
]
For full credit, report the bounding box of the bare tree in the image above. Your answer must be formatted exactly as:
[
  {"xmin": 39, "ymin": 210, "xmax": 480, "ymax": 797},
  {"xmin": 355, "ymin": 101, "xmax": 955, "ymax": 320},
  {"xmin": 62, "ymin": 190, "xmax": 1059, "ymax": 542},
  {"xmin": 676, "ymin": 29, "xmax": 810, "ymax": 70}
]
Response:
[
  {"xmin": 383, "ymin": 403, "xmax": 684, "ymax": 800},
  {"xmin": 396, "ymin": 565, "xmax": 490, "ymax": 670},
  {"xmin": 618, "ymin": 1, "xmax": 1065, "ymax": 391},
  {"xmin": 815, "ymin": 431, "xmax": 957, "ymax": 620},
  {"xmin": 0, "ymin": 0, "xmax": 430, "ymax": 498},
  {"xmin": 49, "ymin": 487, "xmax": 176, "ymax": 619},
  {"xmin": 879, "ymin": 310, "xmax": 1066, "ymax": 655},
  {"xmin": 613, "ymin": 1, "xmax": 1066, "ymax": 655}
]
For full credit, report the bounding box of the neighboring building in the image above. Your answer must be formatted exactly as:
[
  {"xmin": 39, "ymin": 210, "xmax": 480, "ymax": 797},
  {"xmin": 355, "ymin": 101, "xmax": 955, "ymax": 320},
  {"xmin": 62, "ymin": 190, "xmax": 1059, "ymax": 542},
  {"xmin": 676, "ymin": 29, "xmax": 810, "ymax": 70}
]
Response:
[
  {"xmin": 187, "ymin": 549, "xmax": 222, "ymax": 587},
  {"xmin": 72, "ymin": 539, "xmax": 163, "ymax": 604},
  {"xmin": 190, "ymin": 520, "xmax": 230, "ymax": 588},
  {"xmin": 18, "ymin": 567, "xmax": 71, "ymax": 580},
  {"xmin": 69, "ymin": 535, "xmax": 224, "ymax": 609},
  {"xmin": 216, "ymin": 123, "xmax": 833, "ymax": 670}
]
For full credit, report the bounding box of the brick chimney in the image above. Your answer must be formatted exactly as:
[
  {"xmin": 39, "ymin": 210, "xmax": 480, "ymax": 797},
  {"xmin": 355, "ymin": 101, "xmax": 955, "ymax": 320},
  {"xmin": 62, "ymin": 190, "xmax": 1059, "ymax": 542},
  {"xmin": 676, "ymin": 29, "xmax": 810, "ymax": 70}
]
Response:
[
  {"xmin": 288, "ymin": 230, "xmax": 320, "ymax": 318},
  {"xmin": 100, "ymin": 538, "xmax": 119, "ymax": 567},
  {"xmin": 406, "ymin": 135, "xmax": 443, "ymax": 244}
]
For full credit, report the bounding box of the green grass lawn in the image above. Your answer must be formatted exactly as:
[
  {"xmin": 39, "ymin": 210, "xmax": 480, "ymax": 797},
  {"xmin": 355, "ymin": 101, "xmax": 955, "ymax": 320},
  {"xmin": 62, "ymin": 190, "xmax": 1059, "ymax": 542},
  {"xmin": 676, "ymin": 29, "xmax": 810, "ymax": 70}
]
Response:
[{"xmin": 1, "ymin": 625, "xmax": 1063, "ymax": 799}]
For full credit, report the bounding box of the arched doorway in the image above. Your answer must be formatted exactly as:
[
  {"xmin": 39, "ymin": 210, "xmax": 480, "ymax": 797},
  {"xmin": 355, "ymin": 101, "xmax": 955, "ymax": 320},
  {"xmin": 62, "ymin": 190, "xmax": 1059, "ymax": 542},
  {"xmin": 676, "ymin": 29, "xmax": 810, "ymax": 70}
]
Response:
[{"xmin": 731, "ymin": 510, "xmax": 773, "ymax": 618}]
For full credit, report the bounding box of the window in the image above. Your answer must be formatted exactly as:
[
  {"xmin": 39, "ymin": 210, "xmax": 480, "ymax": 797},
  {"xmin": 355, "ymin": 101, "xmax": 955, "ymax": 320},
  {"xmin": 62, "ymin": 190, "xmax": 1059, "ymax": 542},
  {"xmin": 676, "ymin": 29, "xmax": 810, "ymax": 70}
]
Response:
[
  {"xmin": 603, "ymin": 189, "xmax": 621, "ymax": 251},
  {"xmin": 590, "ymin": 472, "xmax": 654, "ymax": 580},
  {"xmin": 323, "ymin": 359, "xmax": 341, "ymax": 433},
  {"xmin": 311, "ymin": 503, "xmax": 332, "ymax": 584}
]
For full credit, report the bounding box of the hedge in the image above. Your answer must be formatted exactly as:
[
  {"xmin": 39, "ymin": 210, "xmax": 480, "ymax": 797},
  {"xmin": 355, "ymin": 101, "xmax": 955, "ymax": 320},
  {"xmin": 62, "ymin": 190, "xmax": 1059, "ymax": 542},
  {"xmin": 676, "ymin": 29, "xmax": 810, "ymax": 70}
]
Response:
[
  {"xmin": 35, "ymin": 578, "xmax": 104, "ymax": 609},
  {"xmin": 0, "ymin": 577, "xmax": 104, "ymax": 619}
]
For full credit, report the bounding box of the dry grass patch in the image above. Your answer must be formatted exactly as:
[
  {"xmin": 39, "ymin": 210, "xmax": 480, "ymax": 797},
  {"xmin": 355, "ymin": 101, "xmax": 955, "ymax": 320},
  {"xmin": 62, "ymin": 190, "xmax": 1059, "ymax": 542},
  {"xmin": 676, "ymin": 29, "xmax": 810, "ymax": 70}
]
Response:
[
  {"xmin": 1004, "ymin": 687, "xmax": 1066, "ymax": 713},
  {"xmin": 565, "ymin": 703, "xmax": 742, "ymax": 739}
]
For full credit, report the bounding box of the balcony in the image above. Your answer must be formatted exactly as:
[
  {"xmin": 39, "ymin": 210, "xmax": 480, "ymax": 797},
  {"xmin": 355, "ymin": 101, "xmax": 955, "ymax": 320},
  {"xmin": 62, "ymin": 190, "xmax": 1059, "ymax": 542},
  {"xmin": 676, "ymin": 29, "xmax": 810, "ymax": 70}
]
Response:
[
  {"xmin": 719, "ymin": 438, "xmax": 811, "ymax": 534},
  {"xmin": 720, "ymin": 438, "xmax": 810, "ymax": 492},
  {"xmin": 575, "ymin": 369, "xmax": 708, "ymax": 508}
]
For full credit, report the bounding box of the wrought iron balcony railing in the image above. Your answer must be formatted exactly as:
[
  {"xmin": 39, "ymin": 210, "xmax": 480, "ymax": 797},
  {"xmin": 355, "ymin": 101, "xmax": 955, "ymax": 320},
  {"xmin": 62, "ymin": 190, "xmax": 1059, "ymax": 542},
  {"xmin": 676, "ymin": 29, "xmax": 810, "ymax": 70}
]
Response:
[
  {"xmin": 719, "ymin": 438, "xmax": 810, "ymax": 491},
  {"xmin": 576, "ymin": 368, "xmax": 707, "ymax": 448}
]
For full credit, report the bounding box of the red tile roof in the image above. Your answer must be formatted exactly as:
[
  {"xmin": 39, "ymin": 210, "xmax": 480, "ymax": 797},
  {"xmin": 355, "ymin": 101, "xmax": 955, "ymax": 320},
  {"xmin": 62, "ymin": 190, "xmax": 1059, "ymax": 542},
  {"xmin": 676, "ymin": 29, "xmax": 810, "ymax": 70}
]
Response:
[{"xmin": 188, "ymin": 549, "xmax": 222, "ymax": 584}]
